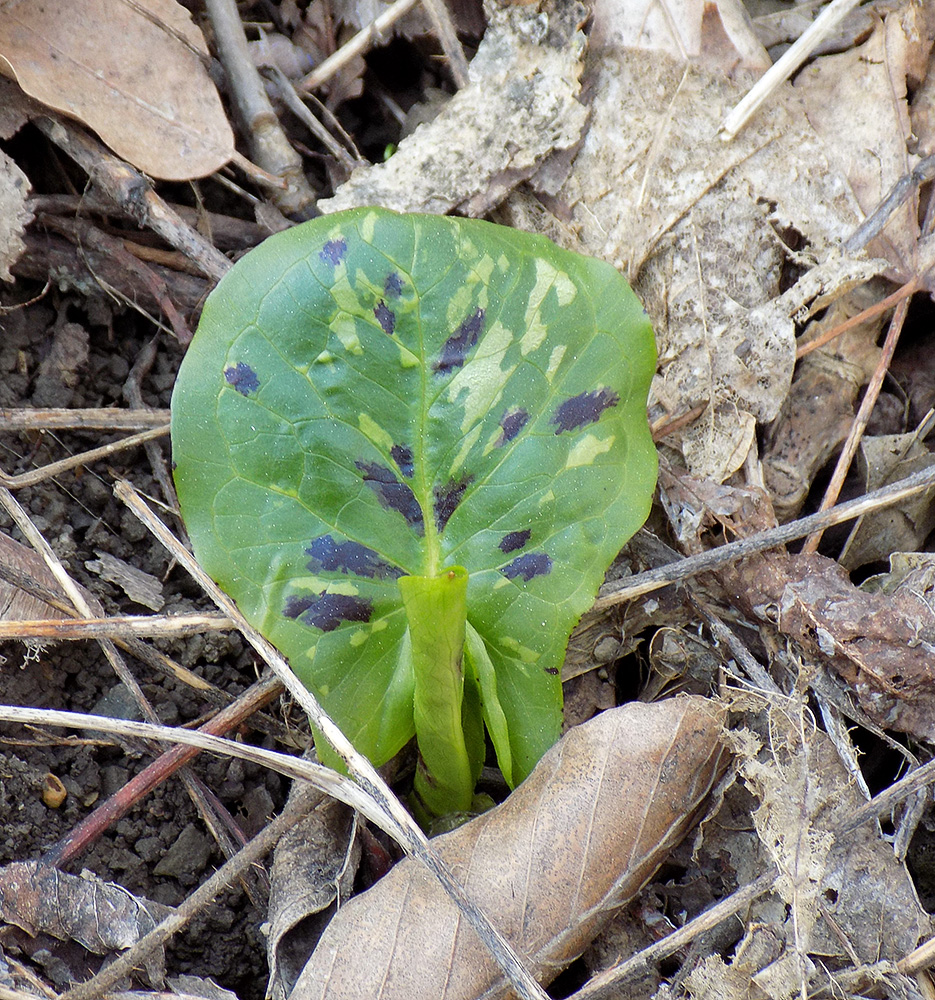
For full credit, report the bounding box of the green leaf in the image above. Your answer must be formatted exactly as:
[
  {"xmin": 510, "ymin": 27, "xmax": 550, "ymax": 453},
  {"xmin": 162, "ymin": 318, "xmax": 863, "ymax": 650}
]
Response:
[{"xmin": 171, "ymin": 207, "xmax": 657, "ymax": 809}]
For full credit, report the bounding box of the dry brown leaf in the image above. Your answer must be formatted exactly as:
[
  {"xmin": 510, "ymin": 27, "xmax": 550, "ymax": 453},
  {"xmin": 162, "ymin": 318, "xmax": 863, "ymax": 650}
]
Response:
[
  {"xmin": 0, "ymin": 860, "xmax": 173, "ymax": 984},
  {"xmin": 0, "ymin": 531, "xmax": 71, "ymax": 623},
  {"xmin": 762, "ymin": 292, "xmax": 885, "ymax": 521},
  {"xmin": 794, "ymin": 4, "xmax": 933, "ymax": 276},
  {"xmin": 718, "ymin": 550, "xmax": 935, "ymax": 742},
  {"xmin": 0, "ymin": 0, "xmax": 234, "ymax": 181},
  {"xmin": 267, "ymin": 787, "xmax": 361, "ymax": 1000},
  {"xmin": 838, "ymin": 433, "xmax": 935, "ymax": 568},
  {"xmin": 291, "ymin": 696, "xmax": 727, "ymax": 1000}
]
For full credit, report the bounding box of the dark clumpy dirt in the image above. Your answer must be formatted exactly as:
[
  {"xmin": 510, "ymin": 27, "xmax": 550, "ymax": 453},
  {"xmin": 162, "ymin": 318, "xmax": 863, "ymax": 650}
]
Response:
[{"xmin": 0, "ymin": 290, "xmax": 278, "ymax": 998}]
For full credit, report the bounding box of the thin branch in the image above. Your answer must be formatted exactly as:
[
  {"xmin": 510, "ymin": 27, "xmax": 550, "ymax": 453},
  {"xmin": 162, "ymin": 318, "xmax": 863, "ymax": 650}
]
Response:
[
  {"xmin": 0, "ymin": 408, "xmax": 169, "ymax": 431},
  {"xmin": 34, "ymin": 117, "xmax": 231, "ymax": 281},
  {"xmin": 0, "ymin": 426, "xmax": 169, "ymax": 489},
  {"xmin": 720, "ymin": 0, "xmax": 862, "ymax": 140},
  {"xmin": 421, "ymin": 0, "xmax": 470, "ymax": 87},
  {"xmin": 594, "ymin": 463, "xmax": 935, "ymax": 610},
  {"xmin": 298, "ymin": 0, "xmax": 422, "ymax": 93},
  {"xmin": 0, "ymin": 613, "xmax": 235, "ymax": 641},
  {"xmin": 205, "ymin": 0, "xmax": 317, "ymax": 217}
]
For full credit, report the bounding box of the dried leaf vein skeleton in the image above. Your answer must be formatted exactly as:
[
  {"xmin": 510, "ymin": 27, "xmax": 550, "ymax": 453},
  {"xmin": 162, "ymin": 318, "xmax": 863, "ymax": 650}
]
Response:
[{"xmin": 171, "ymin": 206, "xmax": 657, "ymax": 820}]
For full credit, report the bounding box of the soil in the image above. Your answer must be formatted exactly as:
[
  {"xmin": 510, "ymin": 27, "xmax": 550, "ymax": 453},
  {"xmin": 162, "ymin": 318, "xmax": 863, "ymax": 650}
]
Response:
[{"xmin": 0, "ymin": 294, "xmax": 277, "ymax": 997}]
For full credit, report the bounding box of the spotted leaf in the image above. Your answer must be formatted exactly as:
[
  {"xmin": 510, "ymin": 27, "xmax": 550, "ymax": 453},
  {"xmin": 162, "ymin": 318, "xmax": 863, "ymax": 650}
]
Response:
[{"xmin": 171, "ymin": 208, "xmax": 656, "ymax": 805}]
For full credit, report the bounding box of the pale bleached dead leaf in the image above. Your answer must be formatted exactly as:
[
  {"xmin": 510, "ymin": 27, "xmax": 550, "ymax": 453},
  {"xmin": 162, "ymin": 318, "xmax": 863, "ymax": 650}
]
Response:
[
  {"xmin": 589, "ymin": 0, "xmax": 770, "ymax": 73},
  {"xmin": 292, "ymin": 696, "xmax": 727, "ymax": 1000},
  {"xmin": 553, "ymin": 37, "xmax": 873, "ymax": 480},
  {"xmin": 793, "ymin": 6, "xmax": 933, "ymax": 275},
  {"xmin": 320, "ymin": 0, "xmax": 588, "ymax": 217},
  {"xmin": 688, "ymin": 704, "xmax": 930, "ymax": 1000},
  {"xmin": 0, "ymin": 145, "xmax": 30, "ymax": 281},
  {"xmin": 0, "ymin": 0, "xmax": 234, "ymax": 180}
]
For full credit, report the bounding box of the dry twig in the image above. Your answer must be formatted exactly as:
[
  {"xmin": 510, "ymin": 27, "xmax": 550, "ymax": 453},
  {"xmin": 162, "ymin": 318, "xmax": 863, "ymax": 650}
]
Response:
[{"xmin": 205, "ymin": 0, "xmax": 318, "ymax": 218}]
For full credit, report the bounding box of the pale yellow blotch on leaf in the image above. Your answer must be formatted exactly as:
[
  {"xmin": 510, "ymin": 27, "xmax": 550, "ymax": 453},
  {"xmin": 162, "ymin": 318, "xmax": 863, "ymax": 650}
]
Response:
[
  {"xmin": 519, "ymin": 260, "xmax": 576, "ymax": 357},
  {"xmin": 450, "ymin": 423, "xmax": 483, "ymax": 476},
  {"xmin": 359, "ymin": 211, "xmax": 378, "ymax": 242},
  {"xmin": 329, "ymin": 314, "xmax": 363, "ymax": 355},
  {"xmin": 395, "ymin": 342, "xmax": 421, "ymax": 368},
  {"xmin": 565, "ymin": 433, "xmax": 615, "ymax": 468},
  {"xmin": 501, "ymin": 636, "xmax": 539, "ymax": 663},
  {"xmin": 474, "ymin": 255, "xmax": 495, "ymax": 284},
  {"xmin": 358, "ymin": 412, "xmax": 394, "ymax": 452},
  {"xmin": 293, "ymin": 577, "xmax": 360, "ymax": 597},
  {"xmin": 546, "ymin": 344, "xmax": 567, "ymax": 382},
  {"xmin": 447, "ymin": 321, "xmax": 516, "ymax": 434},
  {"xmin": 446, "ymin": 282, "xmax": 488, "ymax": 331}
]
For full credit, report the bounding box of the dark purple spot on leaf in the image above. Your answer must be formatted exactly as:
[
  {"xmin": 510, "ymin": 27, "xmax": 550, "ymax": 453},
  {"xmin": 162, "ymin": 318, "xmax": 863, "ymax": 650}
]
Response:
[
  {"xmin": 320, "ymin": 239, "xmax": 347, "ymax": 265},
  {"xmin": 496, "ymin": 408, "xmax": 528, "ymax": 446},
  {"xmin": 499, "ymin": 529, "xmax": 531, "ymax": 553},
  {"xmin": 224, "ymin": 362, "xmax": 260, "ymax": 396},
  {"xmin": 434, "ymin": 308, "xmax": 484, "ymax": 374},
  {"xmin": 500, "ymin": 552, "xmax": 553, "ymax": 582},
  {"xmin": 434, "ymin": 475, "xmax": 473, "ymax": 531},
  {"xmin": 374, "ymin": 301, "xmax": 395, "ymax": 336},
  {"xmin": 306, "ymin": 535, "xmax": 402, "ymax": 580},
  {"xmin": 356, "ymin": 460, "xmax": 424, "ymax": 533},
  {"xmin": 391, "ymin": 444, "xmax": 414, "ymax": 478},
  {"xmin": 283, "ymin": 591, "xmax": 372, "ymax": 632},
  {"xmin": 551, "ymin": 388, "xmax": 620, "ymax": 435},
  {"xmin": 384, "ymin": 272, "xmax": 403, "ymax": 297}
]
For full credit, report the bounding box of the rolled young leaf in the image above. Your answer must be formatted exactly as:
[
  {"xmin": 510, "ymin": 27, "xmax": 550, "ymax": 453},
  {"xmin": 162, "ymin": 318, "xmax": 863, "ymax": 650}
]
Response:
[{"xmin": 171, "ymin": 207, "xmax": 657, "ymax": 803}]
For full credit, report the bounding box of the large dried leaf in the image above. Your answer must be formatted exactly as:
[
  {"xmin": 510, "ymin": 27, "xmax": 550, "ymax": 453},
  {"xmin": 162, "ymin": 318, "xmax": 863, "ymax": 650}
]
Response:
[
  {"xmin": 0, "ymin": 0, "xmax": 234, "ymax": 180},
  {"xmin": 291, "ymin": 696, "xmax": 727, "ymax": 1000},
  {"xmin": 320, "ymin": 0, "xmax": 588, "ymax": 217},
  {"xmin": 550, "ymin": 31, "xmax": 879, "ymax": 480}
]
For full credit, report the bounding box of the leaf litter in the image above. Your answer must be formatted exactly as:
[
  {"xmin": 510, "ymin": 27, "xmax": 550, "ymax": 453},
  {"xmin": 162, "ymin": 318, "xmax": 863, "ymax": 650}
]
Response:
[{"xmin": 2, "ymin": 0, "xmax": 935, "ymax": 998}]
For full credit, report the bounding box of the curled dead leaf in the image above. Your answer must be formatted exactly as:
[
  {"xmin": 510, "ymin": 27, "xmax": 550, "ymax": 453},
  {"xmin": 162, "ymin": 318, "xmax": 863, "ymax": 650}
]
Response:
[
  {"xmin": 292, "ymin": 695, "xmax": 727, "ymax": 1000},
  {"xmin": 0, "ymin": 0, "xmax": 234, "ymax": 180}
]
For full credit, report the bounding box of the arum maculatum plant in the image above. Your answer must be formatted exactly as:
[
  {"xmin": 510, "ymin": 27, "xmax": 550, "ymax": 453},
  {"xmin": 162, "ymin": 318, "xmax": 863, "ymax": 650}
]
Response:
[{"xmin": 171, "ymin": 207, "xmax": 657, "ymax": 821}]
